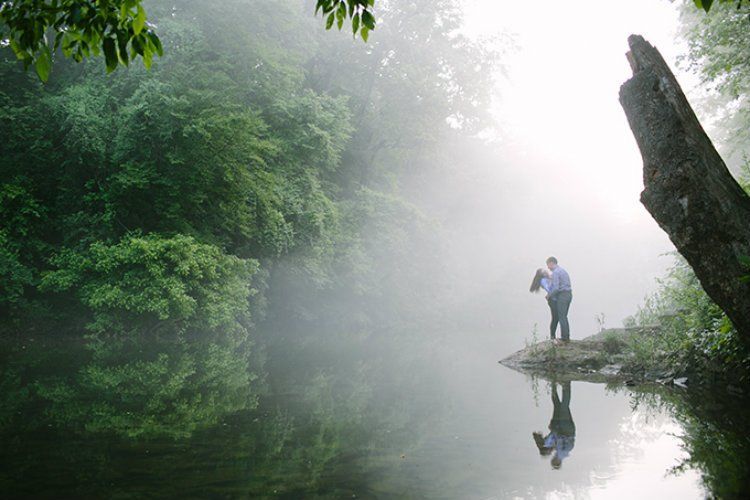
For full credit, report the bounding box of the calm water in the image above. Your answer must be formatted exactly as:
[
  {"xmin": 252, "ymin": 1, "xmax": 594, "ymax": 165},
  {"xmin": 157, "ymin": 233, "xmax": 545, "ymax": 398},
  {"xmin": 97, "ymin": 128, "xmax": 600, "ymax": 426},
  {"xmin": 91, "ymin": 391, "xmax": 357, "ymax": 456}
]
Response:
[{"xmin": 1, "ymin": 327, "xmax": 748, "ymax": 498}]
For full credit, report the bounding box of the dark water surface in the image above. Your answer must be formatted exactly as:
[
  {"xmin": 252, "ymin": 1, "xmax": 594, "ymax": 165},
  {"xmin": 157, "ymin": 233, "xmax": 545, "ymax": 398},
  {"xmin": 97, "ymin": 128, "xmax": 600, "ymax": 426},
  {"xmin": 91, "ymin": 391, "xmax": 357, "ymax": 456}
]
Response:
[{"xmin": 1, "ymin": 328, "xmax": 748, "ymax": 499}]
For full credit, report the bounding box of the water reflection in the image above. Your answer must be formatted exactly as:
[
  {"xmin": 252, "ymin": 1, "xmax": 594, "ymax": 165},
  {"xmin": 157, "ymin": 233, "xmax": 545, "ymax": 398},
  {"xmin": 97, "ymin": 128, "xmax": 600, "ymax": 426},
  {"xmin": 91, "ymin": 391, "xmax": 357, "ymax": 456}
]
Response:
[
  {"xmin": 630, "ymin": 385, "xmax": 750, "ymax": 499},
  {"xmin": 32, "ymin": 330, "xmax": 262, "ymax": 439},
  {"xmin": 1, "ymin": 331, "xmax": 747, "ymax": 497},
  {"xmin": 0, "ymin": 330, "xmax": 436, "ymax": 497},
  {"xmin": 533, "ymin": 380, "xmax": 576, "ymax": 469}
]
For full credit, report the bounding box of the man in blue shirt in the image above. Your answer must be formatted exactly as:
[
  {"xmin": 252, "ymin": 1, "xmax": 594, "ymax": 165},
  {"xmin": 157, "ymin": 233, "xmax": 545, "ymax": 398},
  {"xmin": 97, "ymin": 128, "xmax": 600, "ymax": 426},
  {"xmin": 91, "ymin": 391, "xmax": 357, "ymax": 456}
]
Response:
[{"xmin": 545, "ymin": 256, "xmax": 572, "ymax": 341}]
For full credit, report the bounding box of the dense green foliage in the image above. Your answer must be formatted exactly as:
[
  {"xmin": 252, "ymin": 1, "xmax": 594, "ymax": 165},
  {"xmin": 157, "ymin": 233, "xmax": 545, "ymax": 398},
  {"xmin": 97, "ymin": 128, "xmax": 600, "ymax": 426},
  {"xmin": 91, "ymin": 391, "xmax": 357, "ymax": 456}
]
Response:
[
  {"xmin": 40, "ymin": 234, "xmax": 259, "ymax": 335},
  {"xmin": 0, "ymin": 0, "xmax": 497, "ymax": 339},
  {"xmin": 679, "ymin": 0, "xmax": 750, "ymax": 161}
]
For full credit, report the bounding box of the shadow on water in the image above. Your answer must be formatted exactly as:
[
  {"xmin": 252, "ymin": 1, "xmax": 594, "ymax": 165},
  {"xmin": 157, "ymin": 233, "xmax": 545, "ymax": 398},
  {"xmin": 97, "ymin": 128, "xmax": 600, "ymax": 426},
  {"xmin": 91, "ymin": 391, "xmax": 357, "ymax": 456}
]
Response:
[{"xmin": 1, "ymin": 328, "xmax": 749, "ymax": 498}]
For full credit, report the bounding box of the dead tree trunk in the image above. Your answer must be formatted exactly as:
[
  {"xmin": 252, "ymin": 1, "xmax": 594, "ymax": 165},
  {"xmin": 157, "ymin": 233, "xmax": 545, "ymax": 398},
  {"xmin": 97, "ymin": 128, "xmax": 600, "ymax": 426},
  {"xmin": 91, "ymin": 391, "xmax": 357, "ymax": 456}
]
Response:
[{"xmin": 619, "ymin": 34, "xmax": 750, "ymax": 342}]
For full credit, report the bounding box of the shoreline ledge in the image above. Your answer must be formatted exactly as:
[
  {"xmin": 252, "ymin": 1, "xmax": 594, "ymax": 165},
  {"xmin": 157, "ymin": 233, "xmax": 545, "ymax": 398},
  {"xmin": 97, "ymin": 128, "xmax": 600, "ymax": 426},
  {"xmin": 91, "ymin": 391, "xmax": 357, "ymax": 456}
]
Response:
[{"xmin": 498, "ymin": 327, "xmax": 684, "ymax": 385}]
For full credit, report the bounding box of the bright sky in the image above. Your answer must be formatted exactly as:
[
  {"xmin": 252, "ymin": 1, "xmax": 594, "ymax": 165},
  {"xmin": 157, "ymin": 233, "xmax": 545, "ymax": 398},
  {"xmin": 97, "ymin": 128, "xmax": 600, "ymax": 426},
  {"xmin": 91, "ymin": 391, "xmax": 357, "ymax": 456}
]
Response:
[
  {"xmin": 459, "ymin": 0, "xmax": 697, "ymax": 329},
  {"xmin": 464, "ymin": 0, "xmax": 694, "ymax": 224}
]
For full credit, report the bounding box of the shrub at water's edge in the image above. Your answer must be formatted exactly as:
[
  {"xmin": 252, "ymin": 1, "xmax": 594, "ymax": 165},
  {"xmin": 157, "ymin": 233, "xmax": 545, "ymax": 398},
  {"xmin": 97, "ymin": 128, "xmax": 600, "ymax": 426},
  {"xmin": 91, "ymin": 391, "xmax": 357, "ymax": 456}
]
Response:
[{"xmin": 623, "ymin": 252, "xmax": 750, "ymax": 385}]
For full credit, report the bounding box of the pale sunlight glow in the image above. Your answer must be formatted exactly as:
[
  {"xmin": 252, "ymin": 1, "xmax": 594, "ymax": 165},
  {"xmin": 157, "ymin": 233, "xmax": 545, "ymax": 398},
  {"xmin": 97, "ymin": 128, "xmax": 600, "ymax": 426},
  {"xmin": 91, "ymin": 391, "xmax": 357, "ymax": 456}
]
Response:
[{"xmin": 460, "ymin": 0, "xmax": 695, "ymax": 329}]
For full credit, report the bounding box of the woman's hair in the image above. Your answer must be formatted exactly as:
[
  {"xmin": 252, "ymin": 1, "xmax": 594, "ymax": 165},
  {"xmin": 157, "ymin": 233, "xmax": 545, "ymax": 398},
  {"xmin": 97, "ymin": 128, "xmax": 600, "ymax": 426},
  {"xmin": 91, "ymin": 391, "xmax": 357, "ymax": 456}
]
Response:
[
  {"xmin": 532, "ymin": 431, "xmax": 552, "ymax": 456},
  {"xmin": 530, "ymin": 268, "xmax": 548, "ymax": 293}
]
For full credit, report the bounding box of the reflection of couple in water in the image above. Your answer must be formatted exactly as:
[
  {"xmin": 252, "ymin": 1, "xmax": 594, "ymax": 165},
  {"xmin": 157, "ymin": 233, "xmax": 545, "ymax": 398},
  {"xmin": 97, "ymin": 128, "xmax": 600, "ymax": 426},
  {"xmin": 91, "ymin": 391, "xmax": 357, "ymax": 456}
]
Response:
[{"xmin": 533, "ymin": 381, "xmax": 576, "ymax": 469}]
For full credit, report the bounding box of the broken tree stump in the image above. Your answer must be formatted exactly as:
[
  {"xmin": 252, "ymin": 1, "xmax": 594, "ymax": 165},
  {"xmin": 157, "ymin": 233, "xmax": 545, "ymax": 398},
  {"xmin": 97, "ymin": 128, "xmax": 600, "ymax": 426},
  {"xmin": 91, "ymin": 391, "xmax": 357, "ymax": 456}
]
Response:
[{"xmin": 619, "ymin": 34, "xmax": 750, "ymax": 341}]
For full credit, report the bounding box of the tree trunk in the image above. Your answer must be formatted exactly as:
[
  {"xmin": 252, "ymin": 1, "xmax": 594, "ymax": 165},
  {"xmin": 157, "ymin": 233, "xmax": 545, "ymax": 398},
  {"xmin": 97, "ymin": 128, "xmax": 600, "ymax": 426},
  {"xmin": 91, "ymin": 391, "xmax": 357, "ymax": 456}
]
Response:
[{"xmin": 619, "ymin": 34, "xmax": 750, "ymax": 342}]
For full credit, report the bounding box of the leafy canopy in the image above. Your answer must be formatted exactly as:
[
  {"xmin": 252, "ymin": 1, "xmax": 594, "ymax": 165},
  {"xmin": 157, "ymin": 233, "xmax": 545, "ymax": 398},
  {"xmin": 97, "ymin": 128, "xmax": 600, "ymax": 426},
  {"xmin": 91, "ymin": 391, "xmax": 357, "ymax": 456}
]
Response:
[
  {"xmin": 315, "ymin": 0, "xmax": 375, "ymax": 41},
  {"xmin": 0, "ymin": 0, "xmax": 375, "ymax": 82},
  {"xmin": 2, "ymin": 0, "xmax": 742, "ymax": 84},
  {"xmin": 0, "ymin": 0, "xmax": 163, "ymax": 81}
]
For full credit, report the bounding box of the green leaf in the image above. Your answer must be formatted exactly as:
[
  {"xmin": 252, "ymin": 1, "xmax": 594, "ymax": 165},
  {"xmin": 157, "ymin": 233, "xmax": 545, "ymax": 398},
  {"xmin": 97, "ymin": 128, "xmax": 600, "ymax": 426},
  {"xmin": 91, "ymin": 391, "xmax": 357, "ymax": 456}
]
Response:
[
  {"xmin": 132, "ymin": 35, "xmax": 144, "ymax": 56},
  {"xmin": 143, "ymin": 50, "xmax": 153, "ymax": 70},
  {"xmin": 35, "ymin": 45, "xmax": 52, "ymax": 82},
  {"xmin": 70, "ymin": 5, "xmax": 82, "ymax": 23},
  {"xmin": 103, "ymin": 37, "xmax": 118, "ymax": 73},
  {"xmin": 361, "ymin": 26, "xmax": 369, "ymax": 42},
  {"xmin": 739, "ymin": 254, "xmax": 750, "ymax": 267},
  {"xmin": 134, "ymin": 5, "xmax": 147, "ymax": 35},
  {"xmin": 326, "ymin": 12, "xmax": 335, "ymax": 30},
  {"xmin": 117, "ymin": 32, "xmax": 129, "ymax": 65},
  {"xmin": 694, "ymin": 0, "xmax": 714, "ymax": 12},
  {"xmin": 336, "ymin": 2, "xmax": 345, "ymax": 30},
  {"xmin": 8, "ymin": 39, "xmax": 28, "ymax": 61},
  {"xmin": 148, "ymin": 32, "xmax": 163, "ymax": 57},
  {"xmin": 352, "ymin": 13, "xmax": 360, "ymax": 34},
  {"xmin": 362, "ymin": 10, "xmax": 375, "ymax": 30}
]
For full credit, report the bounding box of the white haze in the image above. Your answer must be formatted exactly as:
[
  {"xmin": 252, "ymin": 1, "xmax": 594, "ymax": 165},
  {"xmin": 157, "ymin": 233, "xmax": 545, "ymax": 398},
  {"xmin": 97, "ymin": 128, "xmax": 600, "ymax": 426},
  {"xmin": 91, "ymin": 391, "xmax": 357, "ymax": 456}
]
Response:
[{"xmin": 438, "ymin": 0, "xmax": 709, "ymax": 349}]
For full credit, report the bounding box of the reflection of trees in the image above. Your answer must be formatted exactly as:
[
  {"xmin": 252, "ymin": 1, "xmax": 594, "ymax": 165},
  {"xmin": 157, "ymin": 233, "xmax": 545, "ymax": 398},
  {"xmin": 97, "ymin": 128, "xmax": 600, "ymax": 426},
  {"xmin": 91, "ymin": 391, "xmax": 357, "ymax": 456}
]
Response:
[
  {"xmin": 244, "ymin": 331, "xmax": 445, "ymax": 498},
  {"xmin": 630, "ymin": 386, "xmax": 750, "ymax": 498},
  {"xmin": 0, "ymin": 331, "xmax": 264, "ymax": 440},
  {"xmin": 0, "ymin": 330, "xmax": 442, "ymax": 497},
  {"xmin": 36, "ymin": 332, "xmax": 263, "ymax": 439}
]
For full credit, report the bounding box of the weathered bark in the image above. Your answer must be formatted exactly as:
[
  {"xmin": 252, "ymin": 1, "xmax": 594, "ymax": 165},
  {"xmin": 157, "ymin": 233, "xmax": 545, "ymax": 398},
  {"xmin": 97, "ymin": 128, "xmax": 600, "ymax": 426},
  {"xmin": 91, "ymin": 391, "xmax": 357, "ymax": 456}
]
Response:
[{"xmin": 619, "ymin": 35, "xmax": 750, "ymax": 341}]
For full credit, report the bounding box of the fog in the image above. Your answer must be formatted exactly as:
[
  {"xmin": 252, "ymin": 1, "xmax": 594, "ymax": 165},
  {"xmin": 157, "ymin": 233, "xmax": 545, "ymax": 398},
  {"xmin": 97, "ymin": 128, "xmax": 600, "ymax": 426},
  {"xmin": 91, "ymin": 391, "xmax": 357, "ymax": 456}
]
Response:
[{"xmin": 405, "ymin": 0, "xmax": 697, "ymax": 350}]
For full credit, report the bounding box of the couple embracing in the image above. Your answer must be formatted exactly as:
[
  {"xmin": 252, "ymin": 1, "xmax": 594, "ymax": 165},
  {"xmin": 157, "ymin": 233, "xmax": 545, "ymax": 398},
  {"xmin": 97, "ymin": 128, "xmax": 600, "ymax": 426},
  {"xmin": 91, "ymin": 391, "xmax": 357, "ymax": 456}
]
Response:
[{"xmin": 530, "ymin": 257, "xmax": 573, "ymax": 342}]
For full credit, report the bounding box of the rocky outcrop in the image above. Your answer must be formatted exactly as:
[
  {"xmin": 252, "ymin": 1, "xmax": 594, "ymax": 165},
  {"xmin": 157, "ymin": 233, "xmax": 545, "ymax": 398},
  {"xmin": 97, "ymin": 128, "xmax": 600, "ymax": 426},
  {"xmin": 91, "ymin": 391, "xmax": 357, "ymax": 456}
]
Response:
[
  {"xmin": 619, "ymin": 35, "xmax": 750, "ymax": 342},
  {"xmin": 499, "ymin": 328, "xmax": 676, "ymax": 384}
]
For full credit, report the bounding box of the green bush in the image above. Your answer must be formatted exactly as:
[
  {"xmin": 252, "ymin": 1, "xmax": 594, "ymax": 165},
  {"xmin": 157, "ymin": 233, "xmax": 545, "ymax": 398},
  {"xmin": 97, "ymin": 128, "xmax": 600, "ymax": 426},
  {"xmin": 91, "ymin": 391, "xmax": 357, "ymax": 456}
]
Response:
[
  {"xmin": 40, "ymin": 233, "xmax": 259, "ymax": 335},
  {"xmin": 627, "ymin": 255, "xmax": 750, "ymax": 381},
  {"xmin": 602, "ymin": 332, "xmax": 625, "ymax": 355}
]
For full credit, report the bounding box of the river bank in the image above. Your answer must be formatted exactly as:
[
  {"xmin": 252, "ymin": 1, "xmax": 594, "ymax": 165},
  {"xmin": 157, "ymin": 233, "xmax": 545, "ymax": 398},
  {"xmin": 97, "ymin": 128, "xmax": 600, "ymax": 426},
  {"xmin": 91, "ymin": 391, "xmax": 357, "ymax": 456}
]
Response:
[{"xmin": 499, "ymin": 327, "xmax": 743, "ymax": 394}]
